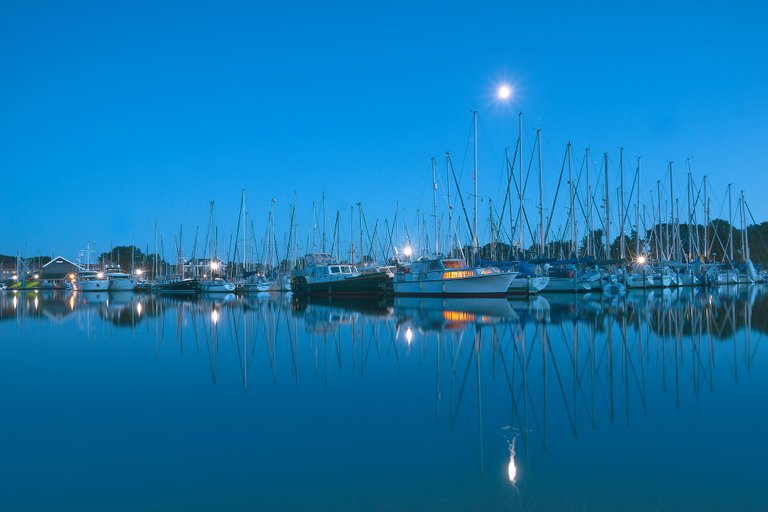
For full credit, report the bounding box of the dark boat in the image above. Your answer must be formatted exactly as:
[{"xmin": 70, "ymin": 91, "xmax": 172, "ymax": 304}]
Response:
[
  {"xmin": 154, "ymin": 277, "xmax": 199, "ymax": 294},
  {"xmin": 291, "ymin": 254, "xmax": 390, "ymax": 297}
]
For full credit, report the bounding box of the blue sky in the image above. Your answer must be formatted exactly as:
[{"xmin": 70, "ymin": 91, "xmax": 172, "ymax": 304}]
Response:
[{"xmin": 1, "ymin": 1, "xmax": 766, "ymax": 260}]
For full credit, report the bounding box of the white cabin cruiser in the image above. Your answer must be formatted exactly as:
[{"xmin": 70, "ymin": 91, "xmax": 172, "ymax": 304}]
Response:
[
  {"xmin": 105, "ymin": 271, "xmax": 138, "ymax": 291},
  {"xmin": 393, "ymin": 257, "xmax": 516, "ymax": 297},
  {"xmin": 76, "ymin": 270, "xmax": 110, "ymax": 292}
]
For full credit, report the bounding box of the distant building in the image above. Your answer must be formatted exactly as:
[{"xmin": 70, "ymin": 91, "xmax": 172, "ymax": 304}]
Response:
[{"xmin": 38, "ymin": 256, "xmax": 82, "ymax": 289}]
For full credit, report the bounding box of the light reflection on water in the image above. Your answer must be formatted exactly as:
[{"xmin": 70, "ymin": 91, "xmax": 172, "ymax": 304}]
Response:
[{"xmin": 0, "ymin": 287, "xmax": 766, "ymax": 511}]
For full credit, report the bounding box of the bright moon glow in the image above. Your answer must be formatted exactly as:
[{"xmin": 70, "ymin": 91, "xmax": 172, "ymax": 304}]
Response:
[{"xmin": 497, "ymin": 84, "xmax": 512, "ymax": 100}]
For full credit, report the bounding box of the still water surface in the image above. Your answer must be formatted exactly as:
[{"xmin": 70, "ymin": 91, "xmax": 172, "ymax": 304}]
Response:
[{"xmin": 1, "ymin": 288, "xmax": 766, "ymax": 511}]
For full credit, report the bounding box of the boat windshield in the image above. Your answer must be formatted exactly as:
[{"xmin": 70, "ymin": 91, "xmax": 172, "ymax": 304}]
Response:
[{"xmin": 442, "ymin": 260, "xmax": 467, "ymax": 270}]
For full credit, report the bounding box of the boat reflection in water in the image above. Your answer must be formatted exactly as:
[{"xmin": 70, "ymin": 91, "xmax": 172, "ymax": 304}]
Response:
[{"xmin": 0, "ymin": 284, "xmax": 766, "ymax": 510}]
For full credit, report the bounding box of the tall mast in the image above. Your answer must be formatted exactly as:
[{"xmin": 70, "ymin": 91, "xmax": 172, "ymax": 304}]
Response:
[
  {"xmin": 350, "ymin": 206, "xmax": 354, "ymax": 263},
  {"xmin": 358, "ymin": 203, "xmax": 363, "ymax": 264},
  {"xmin": 636, "ymin": 157, "xmax": 641, "ymax": 257},
  {"xmin": 537, "ymin": 128, "xmax": 544, "ymax": 258},
  {"xmin": 668, "ymin": 162, "xmax": 675, "ymax": 260},
  {"xmin": 686, "ymin": 165, "xmax": 692, "ymax": 262},
  {"xmin": 431, "ymin": 156, "xmax": 439, "ymax": 255},
  {"xmin": 518, "ymin": 112, "xmax": 524, "ymax": 258},
  {"xmin": 656, "ymin": 180, "xmax": 662, "ymax": 260},
  {"xmin": 619, "ymin": 148, "xmax": 625, "ymax": 259},
  {"xmin": 604, "ymin": 152, "xmax": 610, "ymax": 259},
  {"xmin": 445, "ymin": 153, "xmax": 452, "ymax": 255},
  {"xmin": 703, "ymin": 175, "xmax": 709, "ymax": 259},
  {"xmin": 322, "ymin": 192, "xmax": 327, "ymax": 253},
  {"xmin": 728, "ymin": 183, "xmax": 734, "ymax": 262},
  {"xmin": 742, "ymin": 191, "xmax": 749, "ymax": 261},
  {"xmin": 568, "ymin": 143, "xmax": 576, "ymax": 257},
  {"xmin": 472, "ymin": 110, "xmax": 479, "ymax": 264},
  {"xmin": 585, "ymin": 147, "xmax": 592, "ymax": 257}
]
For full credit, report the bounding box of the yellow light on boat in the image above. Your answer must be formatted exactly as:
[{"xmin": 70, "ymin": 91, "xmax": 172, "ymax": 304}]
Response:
[
  {"xmin": 443, "ymin": 270, "xmax": 475, "ymax": 279},
  {"xmin": 405, "ymin": 327, "xmax": 413, "ymax": 345},
  {"xmin": 497, "ymin": 83, "xmax": 513, "ymax": 101},
  {"xmin": 97, "ymin": 272, "xmax": 104, "ymax": 279},
  {"xmin": 636, "ymin": 255, "xmax": 647, "ymax": 265},
  {"xmin": 403, "ymin": 246, "xmax": 413, "ymax": 258},
  {"xmin": 211, "ymin": 309, "xmax": 220, "ymax": 325},
  {"xmin": 69, "ymin": 273, "xmax": 76, "ymax": 280}
]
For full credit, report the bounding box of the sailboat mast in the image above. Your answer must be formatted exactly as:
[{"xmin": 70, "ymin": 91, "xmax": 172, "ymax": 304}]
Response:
[
  {"xmin": 518, "ymin": 113, "xmax": 524, "ymax": 258},
  {"xmin": 537, "ymin": 128, "xmax": 544, "ymax": 258},
  {"xmin": 728, "ymin": 183, "xmax": 734, "ymax": 262},
  {"xmin": 619, "ymin": 148, "xmax": 625, "ymax": 259},
  {"xmin": 472, "ymin": 110, "xmax": 479, "ymax": 264},
  {"xmin": 568, "ymin": 143, "xmax": 576, "ymax": 257},
  {"xmin": 636, "ymin": 158, "xmax": 641, "ymax": 257},
  {"xmin": 703, "ymin": 175, "xmax": 709, "ymax": 259},
  {"xmin": 656, "ymin": 180, "xmax": 662, "ymax": 261},
  {"xmin": 585, "ymin": 147, "xmax": 592, "ymax": 257},
  {"xmin": 668, "ymin": 162, "xmax": 675, "ymax": 260},
  {"xmin": 604, "ymin": 152, "xmax": 610, "ymax": 259},
  {"xmin": 431, "ymin": 156, "xmax": 439, "ymax": 255},
  {"xmin": 742, "ymin": 191, "xmax": 749, "ymax": 261},
  {"xmin": 322, "ymin": 192, "xmax": 327, "ymax": 253}
]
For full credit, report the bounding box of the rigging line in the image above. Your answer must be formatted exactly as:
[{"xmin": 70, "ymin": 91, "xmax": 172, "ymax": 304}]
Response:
[
  {"xmin": 457, "ymin": 114, "xmax": 475, "ymax": 184},
  {"xmin": 448, "ymin": 154, "xmax": 476, "ymax": 245},
  {"xmin": 543, "ymin": 146, "xmax": 569, "ymax": 244},
  {"xmin": 497, "ymin": 141, "xmax": 520, "ymax": 240}
]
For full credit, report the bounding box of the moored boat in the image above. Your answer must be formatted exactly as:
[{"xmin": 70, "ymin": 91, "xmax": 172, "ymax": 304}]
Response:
[
  {"xmin": 291, "ymin": 254, "xmax": 390, "ymax": 297},
  {"xmin": 75, "ymin": 270, "xmax": 110, "ymax": 292},
  {"xmin": 393, "ymin": 256, "xmax": 516, "ymax": 298}
]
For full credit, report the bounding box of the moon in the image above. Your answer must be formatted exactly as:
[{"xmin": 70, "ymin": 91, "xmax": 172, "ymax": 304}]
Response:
[{"xmin": 497, "ymin": 84, "xmax": 512, "ymax": 101}]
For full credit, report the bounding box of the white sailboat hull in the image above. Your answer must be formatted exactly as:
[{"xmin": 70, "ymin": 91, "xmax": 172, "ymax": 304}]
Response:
[
  {"xmin": 507, "ymin": 276, "xmax": 550, "ymax": 296},
  {"xmin": 199, "ymin": 281, "xmax": 236, "ymax": 293},
  {"xmin": 542, "ymin": 276, "xmax": 591, "ymax": 293}
]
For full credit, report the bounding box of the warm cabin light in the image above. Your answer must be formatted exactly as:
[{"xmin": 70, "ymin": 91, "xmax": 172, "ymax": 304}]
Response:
[
  {"xmin": 636, "ymin": 255, "xmax": 647, "ymax": 265},
  {"xmin": 69, "ymin": 273, "xmax": 76, "ymax": 280},
  {"xmin": 210, "ymin": 261, "xmax": 221, "ymax": 271},
  {"xmin": 96, "ymin": 272, "xmax": 104, "ymax": 279},
  {"xmin": 497, "ymin": 83, "xmax": 512, "ymax": 101},
  {"xmin": 443, "ymin": 270, "xmax": 475, "ymax": 279},
  {"xmin": 211, "ymin": 309, "xmax": 220, "ymax": 325},
  {"xmin": 405, "ymin": 327, "xmax": 413, "ymax": 344},
  {"xmin": 403, "ymin": 246, "xmax": 413, "ymax": 258}
]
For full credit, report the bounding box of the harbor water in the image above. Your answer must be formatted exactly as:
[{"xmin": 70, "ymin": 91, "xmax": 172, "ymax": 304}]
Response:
[{"xmin": 1, "ymin": 288, "xmax": 766, "ymax": 511}]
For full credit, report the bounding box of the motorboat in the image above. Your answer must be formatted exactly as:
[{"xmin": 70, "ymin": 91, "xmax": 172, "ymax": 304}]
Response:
[
  {"xmin": 75, "ymin": 270, "xmax": 110, "ymax": 292},
  {"xmin": 199, "ymin": 277, "xmax": 236, "ymax": 293},
  {"xmin": 291, "ymin": 253, "xmax": 391, "ymax": 297},
  {"xmin": 393, "ymin": 256, "xmax": 516, "ymax": 297}
]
